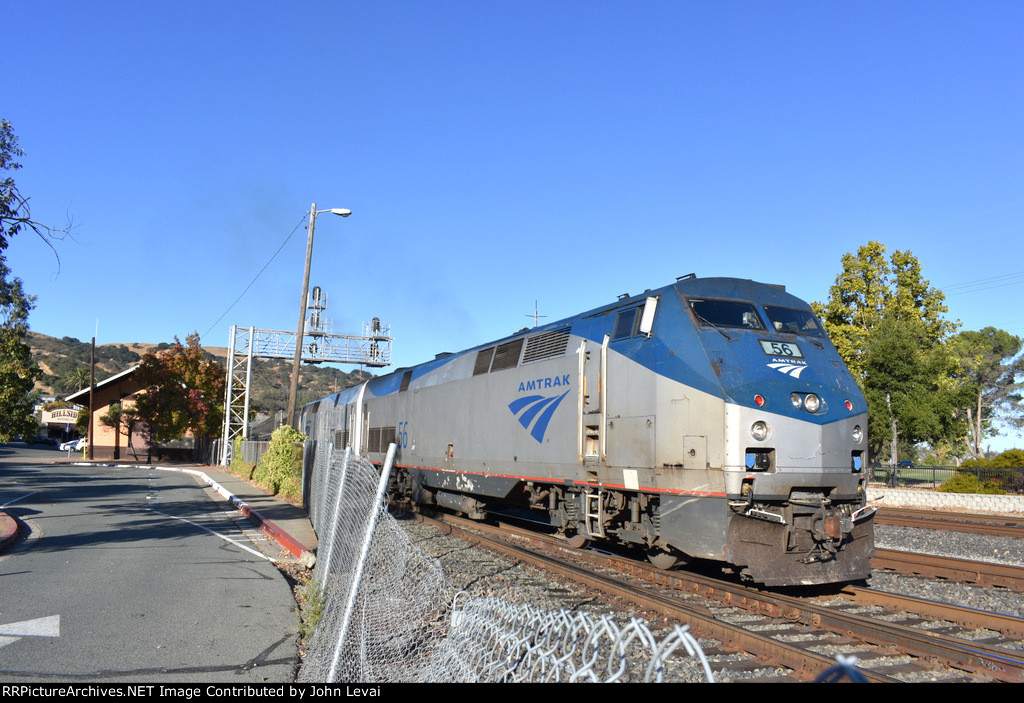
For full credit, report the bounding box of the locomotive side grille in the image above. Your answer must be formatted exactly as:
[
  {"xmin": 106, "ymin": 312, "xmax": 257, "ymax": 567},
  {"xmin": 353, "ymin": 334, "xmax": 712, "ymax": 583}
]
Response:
[
  {"xmin": 334, "ymin": 429, "xmax": 349, "ymax": 449},
  {"xmin": 522, "ymin": 327, "xmax": 571, "ymax": 364},
  {"xmin": 473, "ymin": 348, "xmax": 495, "ymax": 375},
  {"xmin": 366, "ymin": 426, "xmax": 397, "ymax": 453},
  {"xmin": 490, "ymin": 338, "xmax": 525, "ymax": 372},
  {"xmin": 380, "ymin": 426, "xmax": 397, "ymax": 449}
]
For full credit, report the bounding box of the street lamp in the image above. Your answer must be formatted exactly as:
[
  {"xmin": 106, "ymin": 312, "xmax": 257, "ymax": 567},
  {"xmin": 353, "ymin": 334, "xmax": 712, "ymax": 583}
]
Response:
[{"xmin": 287, "ymin": 202, "xmax": 351, "ymax": 428}]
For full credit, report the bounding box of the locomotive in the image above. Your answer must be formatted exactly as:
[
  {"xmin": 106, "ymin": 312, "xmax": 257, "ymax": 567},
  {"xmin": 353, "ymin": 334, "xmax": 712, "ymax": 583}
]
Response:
[{"xmin": 301, "ymin": 276, "xmax": 875, "ymax": 586}]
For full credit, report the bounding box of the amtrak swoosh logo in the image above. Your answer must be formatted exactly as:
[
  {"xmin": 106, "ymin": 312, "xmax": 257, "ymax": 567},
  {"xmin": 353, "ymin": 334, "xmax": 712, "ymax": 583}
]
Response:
[
  {"xmin": 768, "ymin": 362, "xmax": 808, "ymax": 378},
  {"xmin": 508, "ymin": 390, "xmax": 571, "ymax": 443}
]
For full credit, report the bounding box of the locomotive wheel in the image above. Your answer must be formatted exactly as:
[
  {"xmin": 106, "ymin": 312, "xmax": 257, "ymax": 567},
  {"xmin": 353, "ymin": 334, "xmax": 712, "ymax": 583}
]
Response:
[
  {"xmin": 647, "ymin": 549, "xmax": 680, "ymax": 570},
  {"xmin": 563, "ymin": 531, "xmax": 590, "ymax": 549}
]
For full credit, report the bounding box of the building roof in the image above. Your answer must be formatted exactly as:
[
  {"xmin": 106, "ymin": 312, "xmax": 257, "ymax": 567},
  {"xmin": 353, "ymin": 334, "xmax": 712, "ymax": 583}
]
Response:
[{"xmin": 64, "ymin": 365, "xmax": 141, "ymax": 403}]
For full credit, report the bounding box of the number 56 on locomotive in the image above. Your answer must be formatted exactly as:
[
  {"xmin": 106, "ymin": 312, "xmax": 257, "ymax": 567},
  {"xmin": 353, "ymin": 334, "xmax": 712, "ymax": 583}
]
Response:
[{"xmin": 302, "ymin": 276, "xmax": 876, "ymax": 587}]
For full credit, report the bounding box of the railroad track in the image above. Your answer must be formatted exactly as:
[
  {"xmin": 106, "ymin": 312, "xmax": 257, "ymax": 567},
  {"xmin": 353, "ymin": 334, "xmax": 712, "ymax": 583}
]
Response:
[
  {"xmin": 872, "ymin": 549, "xmax": 1024, "ymax": 591},
  {"xmin": 876, "ymin": 507, "xmax": 1024, "ymax": 538},
  {"xmin": 416, "ymin": 510, "xmax": 1024, "ymax": 683},
  {"xmin": 873, "ymin": 506, "xmax": 1024, "ymax": 590}
]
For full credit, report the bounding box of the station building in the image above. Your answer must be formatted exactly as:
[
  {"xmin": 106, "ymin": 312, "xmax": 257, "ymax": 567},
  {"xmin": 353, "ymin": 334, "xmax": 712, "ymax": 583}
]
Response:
[{"xmin": 65, "ymin": 366, "xmax": 149, "ymax": 461}]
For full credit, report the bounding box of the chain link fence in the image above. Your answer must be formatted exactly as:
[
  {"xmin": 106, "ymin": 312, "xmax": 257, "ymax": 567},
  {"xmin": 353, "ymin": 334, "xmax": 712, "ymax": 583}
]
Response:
[{"xmin": 295, "ymin": 441, "xmax": 716, "ymax": 683}]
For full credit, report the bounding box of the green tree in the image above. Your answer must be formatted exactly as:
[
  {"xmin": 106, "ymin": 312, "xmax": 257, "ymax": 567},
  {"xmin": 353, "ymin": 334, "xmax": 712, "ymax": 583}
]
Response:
[
  {"xmin": 949, "ymin": 327, "xmax": 1024, "ymax": 460},
  {"xmin": 133, "ymin": 333, "xmax": 225, "ymax": 445},
  {"xmin": 815, "ymin": 242, "xmax": 961, "ymax": 465},
  {"xmin": 0, "ymin": 119, "xmax": 44, "ymax": 441},
  {"xmin": 813, "ymin": 241, "xmax": 957, "ymax": 380},
  {"xmin": 67, "ymin": 366, "xmax": 92, "ymax": 394},
  {"xmin": 99, "ymin": 401, "xmax": 143, "ymax": 460},
  {"xmin": 861, "ymin": 315, "xmax": 963, "ymax": 464},
  {"xmin": 0, "ymin": 268, "xmax": 39, "ymax": 441}
]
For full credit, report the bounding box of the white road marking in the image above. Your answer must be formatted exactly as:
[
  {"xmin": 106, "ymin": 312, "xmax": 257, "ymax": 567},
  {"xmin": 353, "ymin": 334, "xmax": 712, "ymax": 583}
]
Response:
[
  {"xmin": 0, "ymin": 615, "xmax": 60, "ymax": 650},
  {"xmin": 150, "ymin": 509, "xmax": 276, "ymax": 562},
  {"xmin": 0, "ymin": 492, "xmax": 38, "ymax": 509}
]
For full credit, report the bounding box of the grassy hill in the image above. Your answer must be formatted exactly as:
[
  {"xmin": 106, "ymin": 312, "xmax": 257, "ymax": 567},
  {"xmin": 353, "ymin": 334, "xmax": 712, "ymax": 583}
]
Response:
[{"xmin": 28, "ymin": 331, "xmax": 374, "ymax": 431}]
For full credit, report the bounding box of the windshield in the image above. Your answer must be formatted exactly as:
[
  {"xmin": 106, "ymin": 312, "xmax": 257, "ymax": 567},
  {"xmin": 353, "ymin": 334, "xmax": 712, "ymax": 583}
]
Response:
[
  {"xmin": 689, "ymin": 299, "xmax": 766, "ymax": 330},
  {"xmin": 762, "ymin": 305, "xmax": 826, "ymax": 337}
]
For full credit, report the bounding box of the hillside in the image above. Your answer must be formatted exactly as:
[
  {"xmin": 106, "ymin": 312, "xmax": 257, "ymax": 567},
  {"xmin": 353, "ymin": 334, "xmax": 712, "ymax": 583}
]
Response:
[{"xmin": 28, "ymin": 331, "xmax": 374, "ymax": 424}]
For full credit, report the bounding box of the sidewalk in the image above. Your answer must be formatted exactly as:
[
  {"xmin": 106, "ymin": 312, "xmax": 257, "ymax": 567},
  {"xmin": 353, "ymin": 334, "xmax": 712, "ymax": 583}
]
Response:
[{"xmin": 1, "ymin": 458, "xmax": 318, "ymax": 567}]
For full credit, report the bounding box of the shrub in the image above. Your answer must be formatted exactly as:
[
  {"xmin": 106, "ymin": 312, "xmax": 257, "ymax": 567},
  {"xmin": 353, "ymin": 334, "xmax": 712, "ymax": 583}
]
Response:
[
  {"xmin": 229, "ymin": 435, "xmax": 257, "ymax": 480},
  {"xmin": 938, "ymin": 472, "xmax": 1006, "ymax": 495},
  {"xmin": 989, "ymin": 448, "xmax": 1024, "ymax": 469},
  {"xmin": 961, "ymin": 448, "xmax": 1024, "ymax": 470},
  {"xmin": 252, "ymin": 425, "xmax": 306, "ymax": 501}
]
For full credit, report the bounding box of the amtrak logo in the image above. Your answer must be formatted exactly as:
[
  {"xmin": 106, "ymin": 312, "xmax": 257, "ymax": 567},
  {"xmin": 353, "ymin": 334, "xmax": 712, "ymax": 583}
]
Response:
[
  {"xmin": 768, "ymin": 361, "xmax": 809, "ymax": 378},
  {"xmin": 509, "ymin": 389, "xmax": 571, "ymax": 443}
]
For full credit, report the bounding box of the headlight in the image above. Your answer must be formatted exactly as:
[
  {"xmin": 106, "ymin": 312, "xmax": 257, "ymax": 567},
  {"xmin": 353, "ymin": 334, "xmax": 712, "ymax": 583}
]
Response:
[
  {"xmin": 790, "ymin": 392, "xmax": 803, "ymax": 409},
  {"xmin": 803, "ymin": 393, "xmax": 821, "ymax": 413},
  {"xmin": 852, "ymin": 425, "xmax": 863, "ymax": 443},
  {"xmin": 750, "ymin": 421, "xmax": 770, "ymax": 441}
]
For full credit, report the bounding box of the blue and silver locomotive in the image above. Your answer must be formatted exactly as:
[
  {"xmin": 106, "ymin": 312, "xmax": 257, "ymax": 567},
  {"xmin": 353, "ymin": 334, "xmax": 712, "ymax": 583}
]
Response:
[{"xmin": 301, "ymin": 276, "xmax": 875, "ymax": 586}]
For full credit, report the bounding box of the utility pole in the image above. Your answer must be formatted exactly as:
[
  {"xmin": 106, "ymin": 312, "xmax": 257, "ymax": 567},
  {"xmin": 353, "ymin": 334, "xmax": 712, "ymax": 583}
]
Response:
[
  {"xmin": 286, "ymin": 203, "xmax": 351, "ymax": 429},
  {"xmin": 87, "ymin": 338, "xmax": 95, "ymax": 460}
]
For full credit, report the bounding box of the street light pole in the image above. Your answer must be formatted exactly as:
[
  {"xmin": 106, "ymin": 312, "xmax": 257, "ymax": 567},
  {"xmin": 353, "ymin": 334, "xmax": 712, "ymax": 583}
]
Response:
[{"xmin": 286, "ymin": 202, "xmax": 351, "ymax": 429}]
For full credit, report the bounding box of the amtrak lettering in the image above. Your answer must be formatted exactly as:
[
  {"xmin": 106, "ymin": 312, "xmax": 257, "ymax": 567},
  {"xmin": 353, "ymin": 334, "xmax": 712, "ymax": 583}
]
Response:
[
  {"xmin": 508, "ymin": 376, "xmax": 572, "ymax": 443},
  {"xmin": 516, "ymin": 375, "xmax": 571, "ymax": 393},
  {"xmin": 767, "ymin": 357, "xmax": 809, "ymax": 379}
]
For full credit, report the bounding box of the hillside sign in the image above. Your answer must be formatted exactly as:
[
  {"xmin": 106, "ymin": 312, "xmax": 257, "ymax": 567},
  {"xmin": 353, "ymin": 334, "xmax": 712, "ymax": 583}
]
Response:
[{"xmin": 42, "ymin": 408, "xmax": 80, "ymax": 425}]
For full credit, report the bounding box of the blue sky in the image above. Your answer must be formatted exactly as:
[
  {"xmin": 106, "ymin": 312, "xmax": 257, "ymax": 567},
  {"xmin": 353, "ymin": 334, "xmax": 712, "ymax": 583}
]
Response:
[{"xmin": 5, "ymin": 2, "xmax": 1023, "ymax": 442}]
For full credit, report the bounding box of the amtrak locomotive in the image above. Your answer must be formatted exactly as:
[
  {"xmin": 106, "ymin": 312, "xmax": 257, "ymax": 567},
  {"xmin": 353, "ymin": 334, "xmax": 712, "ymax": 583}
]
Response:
[{"xmin": 301, "ymin": 276, "xmax": 875, "ymax": 586}]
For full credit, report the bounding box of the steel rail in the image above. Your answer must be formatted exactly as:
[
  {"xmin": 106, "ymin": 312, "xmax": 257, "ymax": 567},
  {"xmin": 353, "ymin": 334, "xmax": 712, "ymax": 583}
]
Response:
[
  {"xmin": 876, "ymin": 508, "xmax": 1024, "ymax": 537},
  {"xmin": 840, "ymin": 585, "xmax": 1024, "ymax": 640},
  {"xmin": 872, "ymin": 549, "xmax": 1024, "ymax": 591},
  {"xmin": 422, "ymin": 511, "xmax": 1024, "ymax": 682},
  {"xmin": 422, "ymin": 513, "xmax": 896, "ymax": 682}
]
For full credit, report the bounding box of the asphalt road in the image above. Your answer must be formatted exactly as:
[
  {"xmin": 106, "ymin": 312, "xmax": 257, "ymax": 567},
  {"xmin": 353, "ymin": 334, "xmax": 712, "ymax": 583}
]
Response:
[{"xmin": 0, "ymin": 444, "xmax": 300, "ymax": 683}]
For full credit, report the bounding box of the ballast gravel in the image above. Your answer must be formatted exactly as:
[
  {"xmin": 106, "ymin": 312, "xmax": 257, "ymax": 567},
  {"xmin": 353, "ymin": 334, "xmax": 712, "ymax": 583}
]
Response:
[
  {"xmin": 871, "ymin": 523, "xmax": 1024, "ymax": 618},
  {"xmin": 391, "ymin": 513, "xmax": 1024, "ymax": 682},
  {"xmin": 399, "ymin": 518, "xmax": 1024, "ymax": 622}
]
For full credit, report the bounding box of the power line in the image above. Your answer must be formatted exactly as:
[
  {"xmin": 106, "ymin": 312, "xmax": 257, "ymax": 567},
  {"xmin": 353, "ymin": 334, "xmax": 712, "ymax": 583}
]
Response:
[
  {"xmin": 201, "ymin": 215, "xmax": 307, "ymax": 340},
  {"xmin": 942, "ymin": 271, "xmax": 1024, "ymax": 296}
]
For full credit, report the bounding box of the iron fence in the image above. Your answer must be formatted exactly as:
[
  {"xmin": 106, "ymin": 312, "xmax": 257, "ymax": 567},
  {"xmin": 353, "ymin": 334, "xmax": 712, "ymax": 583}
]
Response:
[{"xmin": 870, "ymin": 465, "xmax": 1024, "ymax": 492}]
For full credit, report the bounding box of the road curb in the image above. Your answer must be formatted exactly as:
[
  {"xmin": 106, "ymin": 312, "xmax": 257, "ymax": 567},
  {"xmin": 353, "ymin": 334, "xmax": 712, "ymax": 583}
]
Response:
[{"xmin": 0, "ymin": 510, "xmax": 19, "ymax": 552}]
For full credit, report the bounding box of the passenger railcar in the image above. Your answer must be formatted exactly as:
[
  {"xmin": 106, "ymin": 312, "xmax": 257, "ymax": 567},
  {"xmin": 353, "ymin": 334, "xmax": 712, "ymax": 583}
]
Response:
[{"xmin": 301, "ymin": 276, "xmax": 875, "ymax": 586}]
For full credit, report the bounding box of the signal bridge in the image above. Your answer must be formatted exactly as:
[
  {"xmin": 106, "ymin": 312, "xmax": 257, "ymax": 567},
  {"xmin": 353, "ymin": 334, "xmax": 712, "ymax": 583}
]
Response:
[{"xmin": 220, "ymin": 287, "xmax": 392, "ymax": 465}]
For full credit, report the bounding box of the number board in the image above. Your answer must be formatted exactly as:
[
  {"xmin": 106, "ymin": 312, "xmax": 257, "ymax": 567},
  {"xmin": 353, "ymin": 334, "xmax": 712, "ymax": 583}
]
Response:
[{"xmin": 759, "ymin": 340, "xmax": 803, "ymax": 358}]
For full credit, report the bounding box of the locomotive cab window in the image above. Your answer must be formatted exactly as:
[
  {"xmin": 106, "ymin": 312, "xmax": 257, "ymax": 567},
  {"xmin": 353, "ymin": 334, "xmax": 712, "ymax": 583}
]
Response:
[
  {"xmin": 689, "ymin": 299, "xmax": 765, "ymax": 330},
  {"xmin": 762, "ymin": 306, "xmax": 826, "ymax": 337},
  {"xmin": 611, "ymin": 307, "xmax": 641, "ymax": 340}
]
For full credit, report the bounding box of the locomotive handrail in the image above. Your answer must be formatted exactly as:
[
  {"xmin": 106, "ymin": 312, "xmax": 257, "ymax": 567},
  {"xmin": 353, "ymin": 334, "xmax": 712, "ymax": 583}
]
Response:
[{"xmin": 851, "ymin": 505, "xmax": 876, "ymax": 522}]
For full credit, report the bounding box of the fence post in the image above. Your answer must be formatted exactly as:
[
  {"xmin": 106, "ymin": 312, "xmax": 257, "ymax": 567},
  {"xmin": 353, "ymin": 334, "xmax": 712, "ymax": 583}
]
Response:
[
  {"xmin": 327, "ymin": 443, "xmax": 396, "ymax": 682},
  {"xmin": 316, "ymin": 446, "xmax": 350, "ymax": 583}
]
